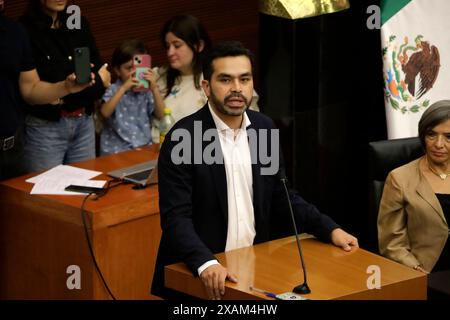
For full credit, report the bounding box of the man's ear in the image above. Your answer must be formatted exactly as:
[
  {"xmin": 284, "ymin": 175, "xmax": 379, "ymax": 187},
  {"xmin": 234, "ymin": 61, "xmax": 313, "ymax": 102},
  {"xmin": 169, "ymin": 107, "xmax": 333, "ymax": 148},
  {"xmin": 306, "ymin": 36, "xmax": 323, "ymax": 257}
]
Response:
[{"xmin": 201, "ymin": 79, "xmax": 210, "ymax": 97}]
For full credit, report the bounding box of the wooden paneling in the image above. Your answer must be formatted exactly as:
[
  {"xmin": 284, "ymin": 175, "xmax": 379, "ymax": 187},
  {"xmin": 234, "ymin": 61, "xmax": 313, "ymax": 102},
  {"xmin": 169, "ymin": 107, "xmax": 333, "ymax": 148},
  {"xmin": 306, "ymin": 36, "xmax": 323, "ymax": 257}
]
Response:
[{"xmin": 4, "ymin": 0, "xmax": 259, "ymax": 70}]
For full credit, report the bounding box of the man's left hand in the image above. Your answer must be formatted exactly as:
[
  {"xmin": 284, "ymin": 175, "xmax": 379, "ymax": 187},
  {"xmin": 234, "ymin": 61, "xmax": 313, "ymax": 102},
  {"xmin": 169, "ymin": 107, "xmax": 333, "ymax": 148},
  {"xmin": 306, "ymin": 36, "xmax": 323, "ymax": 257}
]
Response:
[{"xmin": 331, "ymin": 228, "xmax": 358, "ymax": 251}]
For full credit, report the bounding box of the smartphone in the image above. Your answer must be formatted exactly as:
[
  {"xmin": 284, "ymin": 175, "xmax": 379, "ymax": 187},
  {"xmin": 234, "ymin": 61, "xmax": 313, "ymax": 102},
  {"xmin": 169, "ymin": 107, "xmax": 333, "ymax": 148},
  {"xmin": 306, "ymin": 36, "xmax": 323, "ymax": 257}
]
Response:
[
  {"xmin": 65, "ymin": 184, "xmax": 106, "ymax": 194},
  {"xmin": 73, "ymin": 47, "xmax": 91, "ymax": 84},
  {"xmin": 133, "ymin": 54, "xmax": 151, "ymax": 92}
]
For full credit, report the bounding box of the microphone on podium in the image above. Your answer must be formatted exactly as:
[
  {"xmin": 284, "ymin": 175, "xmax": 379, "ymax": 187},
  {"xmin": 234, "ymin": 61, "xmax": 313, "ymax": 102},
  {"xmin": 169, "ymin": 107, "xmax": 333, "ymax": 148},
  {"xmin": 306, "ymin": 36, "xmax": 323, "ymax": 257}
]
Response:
[{"xmin": 277, "ymin": 168, "xmax": 311, "ymax": 295}]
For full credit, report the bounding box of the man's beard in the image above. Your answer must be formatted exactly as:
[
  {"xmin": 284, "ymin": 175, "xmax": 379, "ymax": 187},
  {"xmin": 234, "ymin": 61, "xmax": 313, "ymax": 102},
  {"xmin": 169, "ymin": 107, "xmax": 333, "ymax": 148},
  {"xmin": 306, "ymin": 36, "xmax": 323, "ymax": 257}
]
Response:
[{"xmin": 209, "ymin": 91, "xmax": 251, "ymax": 117}]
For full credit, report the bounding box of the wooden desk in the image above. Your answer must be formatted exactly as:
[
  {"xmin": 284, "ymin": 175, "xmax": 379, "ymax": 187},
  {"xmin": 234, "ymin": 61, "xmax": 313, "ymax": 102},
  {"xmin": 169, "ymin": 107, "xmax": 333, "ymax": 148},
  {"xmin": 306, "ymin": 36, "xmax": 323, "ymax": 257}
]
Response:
[
  {"xmin": 165, "ymin": 236, "xmax": 427, "ymax": 300},
  {"xmin": 0, "ymin": 145, "xmax": 161, "ymax": 299}
]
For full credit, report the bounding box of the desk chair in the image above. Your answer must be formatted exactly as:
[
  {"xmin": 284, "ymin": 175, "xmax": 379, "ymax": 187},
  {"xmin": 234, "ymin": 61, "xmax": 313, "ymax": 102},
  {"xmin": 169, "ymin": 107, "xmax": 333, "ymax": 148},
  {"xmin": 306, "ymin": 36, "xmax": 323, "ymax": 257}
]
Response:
[{"xmin": 367, "ymin": 137, "xmax": 423, "ymax": 253}]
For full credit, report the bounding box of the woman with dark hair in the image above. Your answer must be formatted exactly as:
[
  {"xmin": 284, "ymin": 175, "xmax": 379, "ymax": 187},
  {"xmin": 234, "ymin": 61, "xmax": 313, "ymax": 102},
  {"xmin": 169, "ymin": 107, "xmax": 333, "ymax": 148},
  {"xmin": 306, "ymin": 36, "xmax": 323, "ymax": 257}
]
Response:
[
  {"xmin": 20, "ymin": 0, "xmax": 110, "ymax": 172},
  {"xmin": 378, "ymin": 100, "xmax": 450, "ymax": 275},
  {"xmin": 151, "ymin": 14, "xmax": 259, "ymax": 143}
]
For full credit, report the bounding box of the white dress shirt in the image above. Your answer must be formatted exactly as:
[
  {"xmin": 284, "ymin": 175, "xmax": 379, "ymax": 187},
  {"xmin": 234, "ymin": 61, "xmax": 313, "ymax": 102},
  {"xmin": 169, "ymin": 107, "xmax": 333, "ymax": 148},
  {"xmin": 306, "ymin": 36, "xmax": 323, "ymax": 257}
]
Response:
[{"xmin": 197, "ymin": 104, "xmax": 256, "ymax": 275}]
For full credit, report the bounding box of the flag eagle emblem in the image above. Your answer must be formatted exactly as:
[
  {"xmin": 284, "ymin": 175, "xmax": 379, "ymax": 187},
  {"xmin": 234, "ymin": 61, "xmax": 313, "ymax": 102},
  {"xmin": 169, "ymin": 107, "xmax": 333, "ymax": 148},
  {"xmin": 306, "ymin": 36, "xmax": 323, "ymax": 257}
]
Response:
[{"xmin": 382, "ymin": 35, "xmax": 440, "ymax": 114}]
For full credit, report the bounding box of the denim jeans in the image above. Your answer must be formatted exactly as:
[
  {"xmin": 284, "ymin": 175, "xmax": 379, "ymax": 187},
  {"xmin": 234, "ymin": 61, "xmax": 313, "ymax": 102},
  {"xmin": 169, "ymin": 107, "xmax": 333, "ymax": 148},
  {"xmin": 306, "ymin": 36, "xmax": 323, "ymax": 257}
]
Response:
[{"xmin": 23, "ymin": 114, "xmax": 95, "ymax": 173}]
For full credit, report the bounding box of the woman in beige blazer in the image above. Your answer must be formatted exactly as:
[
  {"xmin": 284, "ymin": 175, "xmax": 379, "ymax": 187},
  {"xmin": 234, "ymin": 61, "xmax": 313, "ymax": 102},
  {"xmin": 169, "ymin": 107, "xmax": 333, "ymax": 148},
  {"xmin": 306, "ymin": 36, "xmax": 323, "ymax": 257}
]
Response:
[{"xmin": 378, "ymin": 100, "xmax": 450, "ymax": 273}]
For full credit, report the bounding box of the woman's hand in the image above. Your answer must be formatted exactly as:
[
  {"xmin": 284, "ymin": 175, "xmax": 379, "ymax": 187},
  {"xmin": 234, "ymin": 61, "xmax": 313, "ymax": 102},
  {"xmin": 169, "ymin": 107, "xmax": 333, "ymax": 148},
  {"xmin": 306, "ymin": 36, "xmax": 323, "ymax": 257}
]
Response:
[
  {"xmin": 63, "ymin": 72, "xmax": 95, "ymax": 94},
  {"xmin": 414, "ymin": 265, "xmax": 429, "ymax": 274}
]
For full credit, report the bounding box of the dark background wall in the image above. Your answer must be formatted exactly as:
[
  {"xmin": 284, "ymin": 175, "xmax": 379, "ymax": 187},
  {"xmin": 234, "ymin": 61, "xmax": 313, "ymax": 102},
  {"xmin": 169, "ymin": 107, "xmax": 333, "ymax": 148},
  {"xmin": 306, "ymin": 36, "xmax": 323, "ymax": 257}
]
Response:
[
  {"xmin": 260, "ymin": 0, "xmax": 386, "ymax": 250},
  {"xmin": 5, "ymin": 0, "xmax": 387, "ymax": 251}
]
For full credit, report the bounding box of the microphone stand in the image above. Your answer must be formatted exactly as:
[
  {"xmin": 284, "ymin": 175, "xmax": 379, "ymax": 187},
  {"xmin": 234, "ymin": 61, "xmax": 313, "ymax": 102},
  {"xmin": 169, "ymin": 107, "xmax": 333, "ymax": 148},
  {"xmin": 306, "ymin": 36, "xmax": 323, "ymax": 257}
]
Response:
[{"xmin": 280, "ymin": 177, "xmax": 311, "ymax": 294}]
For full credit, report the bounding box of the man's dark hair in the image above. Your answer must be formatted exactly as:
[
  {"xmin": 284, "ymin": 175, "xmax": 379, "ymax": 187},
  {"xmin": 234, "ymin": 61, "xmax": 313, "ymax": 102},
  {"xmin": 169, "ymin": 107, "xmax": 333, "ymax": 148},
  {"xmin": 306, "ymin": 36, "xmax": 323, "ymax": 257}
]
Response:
[{"xmin": 202, "ymin": 41, "xmax": 254, "ymax": 81}]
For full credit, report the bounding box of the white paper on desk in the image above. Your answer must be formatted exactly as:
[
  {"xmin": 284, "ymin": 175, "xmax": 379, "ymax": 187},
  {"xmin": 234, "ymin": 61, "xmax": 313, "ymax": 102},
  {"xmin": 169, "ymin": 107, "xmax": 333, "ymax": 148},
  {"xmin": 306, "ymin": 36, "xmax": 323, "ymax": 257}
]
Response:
[
  {"xmin": 30, "ymin": 178, "xmax": 107, "ymax": 195},
  {"xmin": 26, "ymin": 165, "xmax": 102, "ymax": 184}
]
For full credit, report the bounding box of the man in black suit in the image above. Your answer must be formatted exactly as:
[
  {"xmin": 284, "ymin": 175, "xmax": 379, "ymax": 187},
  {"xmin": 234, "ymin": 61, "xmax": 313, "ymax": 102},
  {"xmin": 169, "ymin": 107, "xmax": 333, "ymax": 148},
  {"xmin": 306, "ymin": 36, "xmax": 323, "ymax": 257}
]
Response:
[{"xmin": 152, "ymin": 41, "xmax": 358, "ymax": 300}]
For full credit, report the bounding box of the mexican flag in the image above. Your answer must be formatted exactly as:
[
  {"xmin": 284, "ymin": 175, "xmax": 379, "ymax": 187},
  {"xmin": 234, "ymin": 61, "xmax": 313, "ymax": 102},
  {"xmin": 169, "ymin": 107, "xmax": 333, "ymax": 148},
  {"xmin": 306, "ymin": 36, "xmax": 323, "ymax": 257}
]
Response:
[{"xmin": 381, "ymin": 0, "xmax": 450, "ymax": 139}]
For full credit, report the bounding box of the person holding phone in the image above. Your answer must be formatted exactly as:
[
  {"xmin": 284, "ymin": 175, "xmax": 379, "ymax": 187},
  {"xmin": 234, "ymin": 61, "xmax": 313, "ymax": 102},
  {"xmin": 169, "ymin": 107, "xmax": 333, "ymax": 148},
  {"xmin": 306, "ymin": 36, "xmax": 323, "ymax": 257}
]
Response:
[
  {"xmin": 0, "ymin": 0, "xmax": 95, "ymax": 181},
  {"xmin": 19, "ymin": 0, "xmax": 111, "ymax": 173},
  {"xmin": 99, "ymin": 39, "xmax": 164, "ymax": 155},
  {"xmin": 150, "ymin": 14, "xmax": 260, "ymax": 143}
]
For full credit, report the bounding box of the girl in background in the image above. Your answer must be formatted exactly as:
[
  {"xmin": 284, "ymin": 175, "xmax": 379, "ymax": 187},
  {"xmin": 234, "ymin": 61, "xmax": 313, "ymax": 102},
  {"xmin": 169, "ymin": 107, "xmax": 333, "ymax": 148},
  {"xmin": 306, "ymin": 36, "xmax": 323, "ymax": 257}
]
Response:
[{"xmin": 100, "ymin": 39, "xmax": 164, "ymax": 155}]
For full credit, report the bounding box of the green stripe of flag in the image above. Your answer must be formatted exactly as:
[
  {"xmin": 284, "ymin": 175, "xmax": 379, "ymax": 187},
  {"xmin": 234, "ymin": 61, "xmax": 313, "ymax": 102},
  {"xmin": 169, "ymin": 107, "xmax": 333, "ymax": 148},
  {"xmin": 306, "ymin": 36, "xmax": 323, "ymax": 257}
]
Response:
[{"xmin": 381, "ymin": 0, "xmax": 412, "ymax": 25}]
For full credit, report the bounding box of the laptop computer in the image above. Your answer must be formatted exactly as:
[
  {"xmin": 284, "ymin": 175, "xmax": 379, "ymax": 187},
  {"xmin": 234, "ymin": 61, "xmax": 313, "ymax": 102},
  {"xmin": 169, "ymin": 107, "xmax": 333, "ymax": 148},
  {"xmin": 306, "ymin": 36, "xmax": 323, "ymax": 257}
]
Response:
[{"xmin": 108, "ymin": 160, "xmax": 158, "ymax": 187}]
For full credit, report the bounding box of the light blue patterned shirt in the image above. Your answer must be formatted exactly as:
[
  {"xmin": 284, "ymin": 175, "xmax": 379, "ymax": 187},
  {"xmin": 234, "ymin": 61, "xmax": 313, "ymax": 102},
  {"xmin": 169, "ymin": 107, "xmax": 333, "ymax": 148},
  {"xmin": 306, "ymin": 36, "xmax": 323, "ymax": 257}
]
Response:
[{"xmin": 100, "ymin": 80, "xmax": 154, "ymax": 155}]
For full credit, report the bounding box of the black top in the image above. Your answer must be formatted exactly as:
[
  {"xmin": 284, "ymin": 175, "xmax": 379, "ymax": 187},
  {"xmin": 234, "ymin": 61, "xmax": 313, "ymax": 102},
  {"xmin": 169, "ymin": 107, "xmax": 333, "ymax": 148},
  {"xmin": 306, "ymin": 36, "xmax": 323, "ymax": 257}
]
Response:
[
  {"xmin": 0, "ymin": 14, "xmax": 35, "ymax": 137},
  {"xmin": 20, "ymin": 10, "xmax": 105, "ymax": 121},
  {"xmin": 434, "ymin": 193, "xmax": 450, "ymax": 272}
]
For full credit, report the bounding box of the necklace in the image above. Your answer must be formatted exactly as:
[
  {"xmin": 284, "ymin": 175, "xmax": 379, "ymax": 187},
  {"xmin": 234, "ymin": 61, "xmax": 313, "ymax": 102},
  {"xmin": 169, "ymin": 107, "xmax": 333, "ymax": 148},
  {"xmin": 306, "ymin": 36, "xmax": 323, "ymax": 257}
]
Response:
[{"xmin": 427, "ymin": 159, "xmax": 450, "ymax": 180}]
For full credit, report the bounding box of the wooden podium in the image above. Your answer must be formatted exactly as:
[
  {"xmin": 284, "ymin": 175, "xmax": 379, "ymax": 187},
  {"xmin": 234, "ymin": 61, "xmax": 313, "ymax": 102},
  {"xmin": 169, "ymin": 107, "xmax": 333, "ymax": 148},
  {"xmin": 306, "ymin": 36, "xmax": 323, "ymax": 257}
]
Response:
[
  {"xmin": 165, "ymin": 236, "xmax": 427, "ymax": 300},
  {"xmin": 0, "ymin": 145, "xmax": 161, "ymax": 299}
]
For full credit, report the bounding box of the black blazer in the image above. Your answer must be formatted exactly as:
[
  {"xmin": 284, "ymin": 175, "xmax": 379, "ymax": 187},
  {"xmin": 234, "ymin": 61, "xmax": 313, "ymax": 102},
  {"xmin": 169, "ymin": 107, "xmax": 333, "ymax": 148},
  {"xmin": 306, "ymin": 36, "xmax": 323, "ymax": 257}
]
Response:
[{"xmin": 151, "ymin": 105, "xmax": 339, "ymax": 298}]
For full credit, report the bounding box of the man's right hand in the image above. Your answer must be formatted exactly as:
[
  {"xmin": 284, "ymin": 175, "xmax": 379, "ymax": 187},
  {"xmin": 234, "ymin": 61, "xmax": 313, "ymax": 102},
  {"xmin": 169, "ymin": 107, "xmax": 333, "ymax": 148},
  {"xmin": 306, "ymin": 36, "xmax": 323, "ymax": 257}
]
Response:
[{"xmin": 200, "ymin": 264, "xmax": 238, "ymax": 300}]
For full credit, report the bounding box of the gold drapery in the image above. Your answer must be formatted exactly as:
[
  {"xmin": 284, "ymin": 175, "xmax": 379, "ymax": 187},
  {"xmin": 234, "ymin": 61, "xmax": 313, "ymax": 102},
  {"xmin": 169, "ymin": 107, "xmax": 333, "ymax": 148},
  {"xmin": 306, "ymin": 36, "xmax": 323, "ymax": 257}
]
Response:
[{"xmin": 259, "ymin": 0, "xmax": 350, "ymax": 20}]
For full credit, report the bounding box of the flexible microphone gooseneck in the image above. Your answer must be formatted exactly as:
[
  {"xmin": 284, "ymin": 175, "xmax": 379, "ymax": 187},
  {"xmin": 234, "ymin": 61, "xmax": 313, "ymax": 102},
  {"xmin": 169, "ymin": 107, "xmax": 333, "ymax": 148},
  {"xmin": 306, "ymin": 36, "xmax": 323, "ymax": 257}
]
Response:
[{"xmin": 279, "ymin": 171, "xmax": 311, "ymax": 294}]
